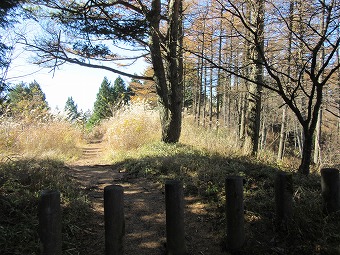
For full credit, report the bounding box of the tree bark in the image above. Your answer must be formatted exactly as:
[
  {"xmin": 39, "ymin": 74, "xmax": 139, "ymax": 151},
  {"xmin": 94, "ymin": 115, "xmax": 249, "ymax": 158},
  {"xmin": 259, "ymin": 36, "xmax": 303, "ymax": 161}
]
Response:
[
  {"xmin": 299, "ymin": 126, "xmax": 315, "ymax": 175},
  {"xmin": 313, "ymin": 1, "xmax": 325, "ymax": 165},
  {"xmin": 209, "ymin": 36, "xmax": 214, "ymax": 129},
  {"xmin": 245, "ymin": 0, "xmax": 264, "ymax": 155},
  {"xmin": 313, "ymin": 109, "xmax": 322, "ymax": 164},
  {"xmin": 216, "ymin": 7, "xmax": 224, "ymax": 128},
  {"xmin": 239, "ymin": 92, "xmax": 247, "ymax": 141},
  {"xmin": 278, "ymin": 105, "xmax": 287, "ymax": 160},
  {"xmin": 278, "ymin": 0, "xmax": 294, "ymax": 161},
  {"xmin": 149, "ymin": 0, "xmax": 183, "ymax": 143}
]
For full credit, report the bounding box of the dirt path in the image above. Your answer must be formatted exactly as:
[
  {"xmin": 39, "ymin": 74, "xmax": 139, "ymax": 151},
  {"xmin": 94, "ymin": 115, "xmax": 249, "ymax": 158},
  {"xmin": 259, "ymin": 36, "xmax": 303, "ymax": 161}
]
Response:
[{"xmin": 67, "ymin": 141, "xmax": 224, "ymax": 255}]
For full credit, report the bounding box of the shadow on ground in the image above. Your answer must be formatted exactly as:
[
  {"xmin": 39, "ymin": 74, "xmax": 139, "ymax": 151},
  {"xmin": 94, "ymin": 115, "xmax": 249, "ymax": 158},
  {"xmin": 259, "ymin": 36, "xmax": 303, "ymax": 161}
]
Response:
[{"xmin": 1, "ymin": 144, "xmax": 338, "ymax": 255}]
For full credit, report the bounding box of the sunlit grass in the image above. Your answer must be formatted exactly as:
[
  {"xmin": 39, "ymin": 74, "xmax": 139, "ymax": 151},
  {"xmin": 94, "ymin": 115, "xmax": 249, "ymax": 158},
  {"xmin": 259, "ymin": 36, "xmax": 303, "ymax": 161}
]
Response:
[
  {"xmin": 0, "ymin": 117, "xmax": 85, "ymax": 161},
  {"xmin": 101, "ymin": 103, "xmax": 161, "ymax": 159},
  {"xmin": 180, "ymin": 116, "xmax": 242, "ymax": 156},
  {"xmin": 1, "ymin": 103, "xmax": 339, "ymax": 254}
]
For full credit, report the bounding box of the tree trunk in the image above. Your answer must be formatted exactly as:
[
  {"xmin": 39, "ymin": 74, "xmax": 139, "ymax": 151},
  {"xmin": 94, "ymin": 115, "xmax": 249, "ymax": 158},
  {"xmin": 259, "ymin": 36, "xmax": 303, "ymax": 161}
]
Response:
[
  {"xmin": 313, "ymin": 109, "xmax": 322, "ymax": 164},
  {"xmin": 159, "ymin": 102, "xmax": 182, "ymax": 143},
  {"xmin": 223, "ymin": 75, "xmax": 228, "ymax": 127},
  {"xmin": 149, "ymin": 0, "xmax": 183, "ymax": 143},
  {"xmin": 203, "ymin": 58, "xmax": 207, "ymax": 128},
  {"xmin": 299, "ymin": 128, "xmax": 313, "ymax": 175},
  {"xmin": 239, "ymin": 92, "xmax": 247, "ymax": 141},
  {"xmin": 260, "ymin": 111, "xmax": 267, "ymax": 150},
  {"xmin": 245, "ymin": 0, "xmax": 264, "ymax": 155},
  {"xmin": 194, "ymin": 59, "xmax": 200, "ymax": 120},
  {"xmin": 299, "ymin": 81, "xmax": 323, "ymax": 174},
  {"xmin": 278, "ymin": 0, "xmax": 294, "ymax": 161},
  {"xmin": 209, "ymin": 37, "xmax": 214, "ymax": 129},
  {"xmin": 313, "ymin": 1, "xmax": 325, "ymax": 165},
  {"xmin": 277, "ymin": 105, "xmax": 287, "ymax": 160},
  {"xmin": 216, "ymin": 7, "xmax": 224, "ymax": 128},
  {"xmin": 197, "ymin": 19, "xmax": 206, "ymax": 126}
]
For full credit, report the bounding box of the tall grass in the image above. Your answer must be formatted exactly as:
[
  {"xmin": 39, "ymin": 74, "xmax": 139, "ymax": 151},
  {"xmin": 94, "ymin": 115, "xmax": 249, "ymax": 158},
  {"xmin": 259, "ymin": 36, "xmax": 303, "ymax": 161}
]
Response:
[
  {"xmin": 95, "ymin": 104, "xmax": 339, "ymax": 255},
  {"xmin": 0, "ymin": 159, "xmax": 97, "ymax": 255},
  {"xmin": 180, "ymin": 115, "xmax": 242, "ymax": 156},
  {"xmin": 102, "ymin": 103, "xmax": 161, "ymax": 158},
  {"xmin": 0, "ymin": 116, "xmax": 85, "ymax": 161},
  {"xmin": 1, "ymin": 104, "xmax": 339, "ymax": 254}
]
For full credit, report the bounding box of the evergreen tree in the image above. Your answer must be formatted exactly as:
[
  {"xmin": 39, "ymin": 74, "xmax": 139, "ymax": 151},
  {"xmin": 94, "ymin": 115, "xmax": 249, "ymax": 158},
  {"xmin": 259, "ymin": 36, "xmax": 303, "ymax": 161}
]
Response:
[
  {"xmin": 88, "ymin": 76, "xmax": 129, "ymax": 127},
  {"xmin": 88, "ymin": 77, "xmax": 114, "ymax": 127},
  {"xmin": 1, "ymin": 0, "xmax": 25, "ymax": 86},
  {"xmin": 64, "ymin": 96, "xmax": 80, "ymax": 121},
  {"xmin": 95, "ymin": 77, "xmax": 114, "ymax": 117},
  {"xmin": 0, "ymin": 82, "xmax": 8, "ymax": 114},
  {"xmin": 113, "ymin": 76, "xmax": 130, "ymax": 106},
  {"xmin": 7, "ymin": 80, "xmax": 49, "ymax": 120}
]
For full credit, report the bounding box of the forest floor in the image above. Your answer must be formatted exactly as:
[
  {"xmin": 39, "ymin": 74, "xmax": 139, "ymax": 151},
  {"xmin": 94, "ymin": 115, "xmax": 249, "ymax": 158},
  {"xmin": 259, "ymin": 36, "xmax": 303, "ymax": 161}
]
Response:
[{"xmin": 67, "ymin": 140, "xmax": 224, "ymax": 255}]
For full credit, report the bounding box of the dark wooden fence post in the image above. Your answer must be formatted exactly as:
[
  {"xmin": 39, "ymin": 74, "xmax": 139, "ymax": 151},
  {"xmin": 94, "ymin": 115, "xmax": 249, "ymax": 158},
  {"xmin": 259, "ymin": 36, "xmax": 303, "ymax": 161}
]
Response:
[
  {"xmin": 104, "ymin": 185, "xmax": 125, "ymax": 255},
  {"xmin": 225, "ymin": 176, "xmax": 245, "ymax": 252},
  {"xmin": 38, "ymin": 190, "xmax": 62, "ymax": 255},
  {"xmin": 165, "ymin": 180, "xmax": 186, "ymax": 255},
  {"xmin": 275, "ymin": 171, "xmax": 293, "ymax": 227},
  {"xmin": 321, "ymin": 168, "xmax": 340, "ymax": 214}
]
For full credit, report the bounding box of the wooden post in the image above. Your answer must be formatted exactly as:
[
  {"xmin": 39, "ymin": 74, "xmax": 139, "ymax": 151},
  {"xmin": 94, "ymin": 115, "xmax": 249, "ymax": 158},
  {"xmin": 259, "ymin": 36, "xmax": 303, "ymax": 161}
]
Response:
[
  {"xmin": 38, "ymin": 190, "xmax": 62, "ymax": 255},
  {"xmin": 275, "ymin": 171, "xmax": 293, "ymax": 227},
  {"xmin": 225, "ymin": 176, "xmax": 245, "ymax": 252},
  {"xmin": 321, "ymin": 168, "xmax": 340, "ymax": 214},
  {"xmin": 104, "ymin": 185, "xmax": 125, "ymax": 255},
  {"xmin": 165, "ymin": 180, "xmax": 186, "ymax": 255}
]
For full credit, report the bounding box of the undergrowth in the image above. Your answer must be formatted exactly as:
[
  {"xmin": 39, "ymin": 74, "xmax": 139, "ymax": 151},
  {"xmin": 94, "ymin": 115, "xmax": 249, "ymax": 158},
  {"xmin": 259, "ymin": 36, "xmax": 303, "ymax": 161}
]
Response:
[
  {"xmin": 0, "ymin": 159, "xmax": 97, "ymax": 255},
  {"xmin": 1, "ymin": 104, "xmax": 339, "ymax": 254},
  {"xmin": 113, "ymin": 142, "xmax": 340, "ymax": 255}
]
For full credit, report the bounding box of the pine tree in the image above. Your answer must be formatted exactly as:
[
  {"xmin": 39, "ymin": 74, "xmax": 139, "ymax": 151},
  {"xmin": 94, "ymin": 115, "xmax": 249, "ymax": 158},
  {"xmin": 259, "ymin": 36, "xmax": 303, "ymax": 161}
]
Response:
[
  {"xmin": 7, "ymin": 80, "xmax": 49, "ymax": 120},
  {"xmin": 88, "ymin": 76, "xmax": 130, "ymax": 127},
  {"xmin": 0, "ymin": 0, "xmax": 22, "ymax": 69},
  {"xmin": 114, "ymin": 76, "xmax": 133, "ymax": 107},
  {"xmin": 91, "ymin": 77, "xmax": 114, "ymax": 123},
  {"xmin": 64, "ymin": 96, "xmax": 80, "ymax": 121},
  {"xmin": 113, "ymin": 76, "xmax": 128, "ymax": 107},
  {"xmin": 88, "ymin": 76, "xmax": 129, "ymax": 127}
]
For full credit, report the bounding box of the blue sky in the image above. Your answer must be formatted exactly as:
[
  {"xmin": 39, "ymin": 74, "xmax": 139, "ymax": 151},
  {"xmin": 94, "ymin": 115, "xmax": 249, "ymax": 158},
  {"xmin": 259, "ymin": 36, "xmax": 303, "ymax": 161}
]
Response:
[
  {"xmin": 4, "ymin": 20, "xmax": 148, "ymax": 112},
  {"xmin": 6, "ymin": 47, "xmax": 148, "ymax": 112}
]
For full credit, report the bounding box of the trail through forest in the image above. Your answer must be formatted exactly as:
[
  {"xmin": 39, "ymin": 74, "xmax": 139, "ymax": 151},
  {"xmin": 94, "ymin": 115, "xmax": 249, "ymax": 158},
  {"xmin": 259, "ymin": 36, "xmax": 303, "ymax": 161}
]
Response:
[{"xmin": 67, "ymin": 140, "xmax": 224, "ymax": 255}]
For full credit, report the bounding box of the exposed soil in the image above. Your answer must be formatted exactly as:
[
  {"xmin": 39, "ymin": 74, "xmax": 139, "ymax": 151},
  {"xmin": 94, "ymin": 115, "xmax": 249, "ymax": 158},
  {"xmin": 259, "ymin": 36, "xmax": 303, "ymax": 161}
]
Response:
[{"xmin": 67, "ymin": 141, "xmax": 225, "ymax": 255}]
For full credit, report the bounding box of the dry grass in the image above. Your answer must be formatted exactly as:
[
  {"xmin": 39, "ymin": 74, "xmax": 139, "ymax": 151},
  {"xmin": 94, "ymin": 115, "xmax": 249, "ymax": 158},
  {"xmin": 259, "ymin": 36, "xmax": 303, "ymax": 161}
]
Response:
[
  {"xmin": 0, "ymin": 159, "xmax": 96, "ymax": 255},
  {"xmin": 97, "ymin": 105, "xmax": 338, "ymax": 171},
  {"xmin": 101, "ymin": 104, "xmax": 161, "ymax": 158},
  {"xmin": 1, "ymin": 104, "xmax": 339, "ymax": 255},
  {"xmin": 0, "ymin": 116, "xmax": 85, "ymax": 161},
  {"xmin": 180, "ymin": 115, "xmax": 243, "ymax": 156},
  {"xmin": 92, "ymin": 105, "xmax": 339, "ymax": 254}
]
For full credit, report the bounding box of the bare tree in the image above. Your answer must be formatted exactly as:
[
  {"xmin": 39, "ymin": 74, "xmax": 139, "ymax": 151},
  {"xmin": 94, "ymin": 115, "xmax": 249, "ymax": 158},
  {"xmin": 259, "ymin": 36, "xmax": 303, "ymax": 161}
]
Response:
[
  {"xmin": 244, "ymin": 0, "xmax": 265, "ymax": 155},
  {"xmin": 277, "ymin": 0, "xmax": 294, "ymax": 161},
  {"xmin": 211, "ymin": 0, "xmax": 340, "ymax": 174}
]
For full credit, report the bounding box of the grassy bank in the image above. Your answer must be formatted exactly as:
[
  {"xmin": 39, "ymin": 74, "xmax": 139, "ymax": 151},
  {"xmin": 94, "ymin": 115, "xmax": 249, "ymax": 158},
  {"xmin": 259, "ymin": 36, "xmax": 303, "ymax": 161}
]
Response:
[
  {"xmin": 0, "ymin": 159, "xmax": 98, "ymax": 255},
  {"xmin": 99, "ymin": 106, "xmax": 339, "ymax": 254},
  {"xmin": 102, "ymin": 140, "xmax": 339, "ymax": 255}
]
